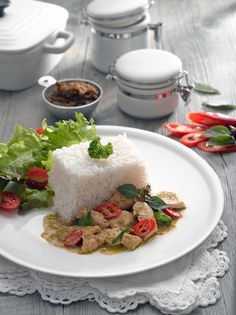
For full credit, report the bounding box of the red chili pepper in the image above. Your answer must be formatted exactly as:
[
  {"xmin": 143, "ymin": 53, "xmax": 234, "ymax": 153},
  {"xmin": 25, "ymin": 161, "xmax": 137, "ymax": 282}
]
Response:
[
  {"xmin": 163, "ymin": 208, "xmax": 180, "ymax": 220},
  {"xmin": 36, "ymin": 127, "xmax": 45, "ymax": 135},
  {"xmin": 131, "ymin": 218, "xmax": 157, "ymax": 239},
  {"xmin": 186, "ymin": 112, "xmax": 236, "ymax": 127},
  {"xmin": 179, "ymin": 132, "xmax": 209, "ymax": 147},
  {"xmin": 197, "ymin": 141, "xmax": 236, "ymax": 153},
  {"xmin": 96, "ymin": 203, "xmax": 122, "ymax": 220},
  {"xmin": 162, "ymin": 122, "xmax": 206, "ymax": 136},
  {"xmin": 64, "ymin": 229, "xmax": 83, "ymax": 248}
]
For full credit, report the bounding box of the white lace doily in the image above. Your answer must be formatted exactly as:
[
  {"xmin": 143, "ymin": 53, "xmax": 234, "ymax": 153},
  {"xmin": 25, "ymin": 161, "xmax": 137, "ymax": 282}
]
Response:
[{"xmin": 0, "ymin": 220, "xmax": 229, "ymax": 314}]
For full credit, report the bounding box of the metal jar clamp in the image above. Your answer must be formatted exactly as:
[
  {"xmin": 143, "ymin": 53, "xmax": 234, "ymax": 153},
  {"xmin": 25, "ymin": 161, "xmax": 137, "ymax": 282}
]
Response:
[{"xmin": 107, "ymin": 65, "xmax": 192, "ymax": 103}]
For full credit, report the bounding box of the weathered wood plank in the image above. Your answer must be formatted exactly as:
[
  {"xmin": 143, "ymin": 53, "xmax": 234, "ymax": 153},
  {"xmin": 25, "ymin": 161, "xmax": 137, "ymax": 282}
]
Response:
[{"xmin": 0, "ymin": 0, "xmax": 235, "ymax": 314}]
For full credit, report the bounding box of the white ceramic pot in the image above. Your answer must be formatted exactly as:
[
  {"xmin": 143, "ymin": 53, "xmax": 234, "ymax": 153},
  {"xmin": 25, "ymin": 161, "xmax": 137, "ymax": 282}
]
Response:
[
  {"xmin": 83, "ymin": 0, "xmax": 162, "ymax": 73},
  {"xmin": 108, "ymin": 49, "xmax": 192, "ymax": 119},
  {"xmin": 0, "ymin": 0, "xmax": 74, "ymax": 91}
]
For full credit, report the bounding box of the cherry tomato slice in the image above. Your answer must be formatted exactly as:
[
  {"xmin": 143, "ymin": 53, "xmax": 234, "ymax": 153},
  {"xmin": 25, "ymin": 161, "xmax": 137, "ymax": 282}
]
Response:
[
  {"xmin": 0, "ymin": 191, "xmax": 21, "ymax": 211},
  {"xmin": 186, "ymin": 112, "xmax": 236, "ymax": 127},
  {"xmin": 163, "ymin": 208, "xmax": 180, "ymax": 220},
  {"xmin": 179, "ymin": 132, "xmax": 209, "ymax": 147},
  {"xmin": 96, "ymin": 203, "xmax": 122, "ymax": 220},
  {"xmin": 197, "ymin": 141, "xmax": 236, "ymax": 153},
  {"xmin": 162, "ymin": 123, "xmax": 206, "ymax": 136},
  {"xmin": 131, "ymin": 218, "xmax": 157, "ymax": 238},
  {"xmin": 64, "ymin": 229, "xmax": 83, "ymax": 248},
  {"xmin": 36, "ymin": 127, "xmax": 45, "ymax": 135},
  {"xmin": 26, "ymin": 168, "xmax": 48, "ymax": 190}
]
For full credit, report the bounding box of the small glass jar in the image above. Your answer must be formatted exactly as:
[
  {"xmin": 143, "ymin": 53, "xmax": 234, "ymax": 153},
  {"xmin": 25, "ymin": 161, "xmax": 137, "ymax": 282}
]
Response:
[
  {"xmin": 82, "ymin": 0, "xmax": 162, "ymax": 73},
  {"xmin": 107, "ymin": 49, "xmax": 192, "ymax": 119}
]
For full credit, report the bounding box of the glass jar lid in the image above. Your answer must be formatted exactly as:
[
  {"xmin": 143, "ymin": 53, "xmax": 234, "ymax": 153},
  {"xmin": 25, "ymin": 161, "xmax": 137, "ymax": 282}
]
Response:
[
  {"xmin": 86, "ymin": 0, "xmax": 149, "ymax": 27},
  {"xmin": 115, "ymin": 49, "xmax": 182, "ymax": 87},
  {"xmin": 0, "ymin": 0, "xmax": 68, "ymax": 54}
]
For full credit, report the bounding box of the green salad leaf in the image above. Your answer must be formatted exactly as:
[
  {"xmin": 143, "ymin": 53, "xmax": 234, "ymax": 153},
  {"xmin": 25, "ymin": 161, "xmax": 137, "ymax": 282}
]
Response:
[
  {"xmin": 0, "ymin": 113, "xmax": 96, "ymax": 181},
  {"xmin": 0, "ymin": 113, "xmax": 97, "ymax": 211},
  {"xmin": 0, "ymin": 125, "xmax": 44, "ymax": 179},
  {"xmin": 41, "ymin": 113, "xmax": 96, "ymax": 151},
  {"xmin": 18, "ymin": 185, "xmax": 54, "ymax": 212},
  {"xmin": 88, "ymin": 136, "xmax": 113, "ymax": 159}
]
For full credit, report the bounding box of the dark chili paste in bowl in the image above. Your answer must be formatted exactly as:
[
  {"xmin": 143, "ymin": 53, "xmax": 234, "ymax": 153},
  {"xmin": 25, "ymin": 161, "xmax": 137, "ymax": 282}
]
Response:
[{"xmin": 49, "ymin": 80, "xmax": 99, "ymax": 107}]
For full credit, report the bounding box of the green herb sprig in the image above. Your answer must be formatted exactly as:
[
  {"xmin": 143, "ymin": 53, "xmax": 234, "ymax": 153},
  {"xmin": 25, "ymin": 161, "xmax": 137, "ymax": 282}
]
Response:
[
  {"xmin": 203, "ymin": 125, "xmax": 236, "ymax": 146},
  {"xmin": 117, "ymin": 184, "xmax": 167, "ymax": 211},
  {"xmin": 112, "ymin": 228, "xmax": 132, "ymax": 245},
  {"xmin": 88, "ymin": 136, "xmax": 113, "ymax": 159},
  {"xmin": 76, "ymin": 210, "xmax": 93, "ymax": 227}
]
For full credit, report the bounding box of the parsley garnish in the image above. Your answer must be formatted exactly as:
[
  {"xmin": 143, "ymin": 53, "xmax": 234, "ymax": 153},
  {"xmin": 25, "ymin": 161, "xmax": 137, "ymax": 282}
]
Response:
[{"xmin": 88, "ymin": 136, "xmax": 113, "ymax": 159}]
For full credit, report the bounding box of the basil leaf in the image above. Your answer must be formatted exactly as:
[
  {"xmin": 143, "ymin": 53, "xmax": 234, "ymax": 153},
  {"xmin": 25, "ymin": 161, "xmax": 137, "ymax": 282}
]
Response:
[
  {"xmin": 112, "ymin": 228, "xmax": 132, "ymax": 245},
  {"xmin": 203, "ymin": 125, "xmax": 230, "ymax": 137},
  {"xmin": 207, "ymin": 135, "xmax": 235, "ymax": 146},
  {"xmin": 117, "ymin": 183, "xmax": 138, "ymax": 199},
  {"xmin": 202, "ymin": 100, "xmax": 236, "ymax": 110},
  {"xmin": 76, "ymin": 210, "xmax": 93, "ymax": 226},
  {"xmin": 193, "ymin": 82, "xmax": 220, "ymax": 95},
  {"xmin": 154, "ymin": 211, "xmax": 173, "ymax": 226},
  {"xmin": 147, "ymin": 196, "xmax": 167, "ymax": 211}
]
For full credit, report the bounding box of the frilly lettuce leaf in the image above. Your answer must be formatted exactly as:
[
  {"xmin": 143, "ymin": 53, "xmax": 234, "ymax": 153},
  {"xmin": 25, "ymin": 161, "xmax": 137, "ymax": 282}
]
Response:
[
  {"xmin": 0, "ymin": 125, "xmax": 44, "ymax": 179},
  {"xmin": 40, "ymin": 113, "xmax": 96, "ymax": 151},
  {"xmin": 19, "ymin": 185, "xmax": 54, "ymax": 211},
  {"xmin": 0, "ymin": 113, "xmax": 96, "ymax": 180}
]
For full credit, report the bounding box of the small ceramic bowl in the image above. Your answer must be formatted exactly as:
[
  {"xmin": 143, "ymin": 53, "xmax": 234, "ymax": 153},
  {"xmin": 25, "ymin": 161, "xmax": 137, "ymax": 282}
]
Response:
[{"xmin": 38, "ymin": 76, "xmax": 103, "ymax": 119}]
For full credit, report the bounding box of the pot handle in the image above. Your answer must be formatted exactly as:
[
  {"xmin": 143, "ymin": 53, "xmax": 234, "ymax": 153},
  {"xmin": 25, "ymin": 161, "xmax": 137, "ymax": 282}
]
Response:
[
  {"xmin": 43, "ymin": 30, "xmax": 75, "ymax": 54},
  {"xmin": 38, "ymin": 76, "xmax": 57, "ymax": 88}
]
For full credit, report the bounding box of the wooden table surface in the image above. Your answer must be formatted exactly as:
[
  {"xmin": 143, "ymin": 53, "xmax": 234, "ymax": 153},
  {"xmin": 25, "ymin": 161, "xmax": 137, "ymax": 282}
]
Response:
[{"xmin": 0, "ymin": 0, "xmax": 235, "ymax": 314}]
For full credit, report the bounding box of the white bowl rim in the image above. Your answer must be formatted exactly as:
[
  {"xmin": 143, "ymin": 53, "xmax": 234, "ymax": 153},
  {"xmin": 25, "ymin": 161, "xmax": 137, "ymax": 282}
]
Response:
[{"xmin": 42, "ymin": 78, "xmax": 103, "ymax": 110}]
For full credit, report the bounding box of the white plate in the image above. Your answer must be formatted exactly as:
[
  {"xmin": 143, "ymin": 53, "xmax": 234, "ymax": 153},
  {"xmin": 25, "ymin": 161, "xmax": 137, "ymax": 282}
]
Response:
[{"xmin": 0, "ymin": 126, "xmax": 224, "ymax": 278}]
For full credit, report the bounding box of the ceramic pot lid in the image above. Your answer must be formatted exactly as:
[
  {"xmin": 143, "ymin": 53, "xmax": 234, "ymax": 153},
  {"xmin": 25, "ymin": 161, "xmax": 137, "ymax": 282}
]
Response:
[
  {"xmin": 87, "ymin": 0, "xmax": 148, "ymax": 25},
  {"xmin": 115, "ymin": 49, "xmax": 182, "ymax": 84},
  {"xmin": 0, "ymin": 0, "xmax": 68, "ymax": 54}
]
